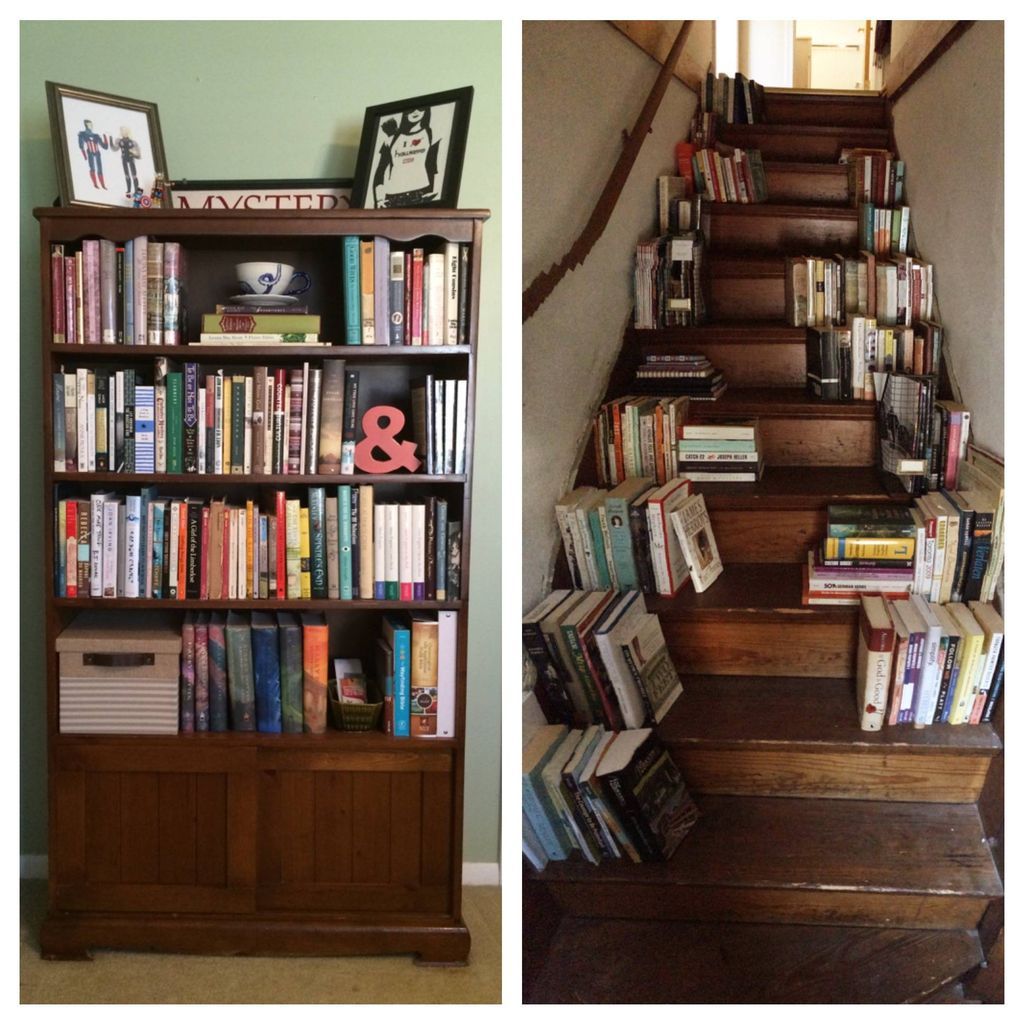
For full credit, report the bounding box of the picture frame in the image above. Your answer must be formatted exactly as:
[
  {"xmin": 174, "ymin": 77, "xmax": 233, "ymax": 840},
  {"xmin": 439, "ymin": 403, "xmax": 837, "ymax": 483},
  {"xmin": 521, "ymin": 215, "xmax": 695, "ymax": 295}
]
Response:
[
  {"xmin": 350, "ymin": 86, "xmax": 473, "ymax": 210},
  {"xmin": 168, "ymin": 178, "xmax": 352, "ymax": 212},
  {"xmin": 45, "ymin": 81, "xmax": 168, "ymax": 209}
]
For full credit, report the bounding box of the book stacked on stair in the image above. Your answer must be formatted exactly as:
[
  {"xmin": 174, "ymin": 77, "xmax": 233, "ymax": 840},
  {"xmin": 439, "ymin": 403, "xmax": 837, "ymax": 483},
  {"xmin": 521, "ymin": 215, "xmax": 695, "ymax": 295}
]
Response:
[
  {"xmin": 689, "ymin": 146, "xmax": 768, "ymax": 204},
  {"xmin": 634, "ymin": 233, "xmax": 707, "ymax": 328},
  {"xmin": 677, "ymin": 418, "xmax": 763, "ymax": 482},
  {"xmin": 523, "ymin": 724, "xmax": 700, "ymax": 869},
  {"xmin": 632, "ymin": 352, "xmax": 726, "ymax": 401},
  {"xmin": 592, "ymin": 395, "xmax": 690, "ymax": 487}
]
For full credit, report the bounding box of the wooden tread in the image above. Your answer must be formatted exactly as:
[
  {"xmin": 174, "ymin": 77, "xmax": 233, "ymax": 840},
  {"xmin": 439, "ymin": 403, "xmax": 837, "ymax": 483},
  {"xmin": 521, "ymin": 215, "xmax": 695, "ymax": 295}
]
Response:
[
  {"xmin": 537, "ymin": 795, "xmax": 1002, "ymax": 930},
  {"xmin": 763, "ymin": 90, "xmax": 888, "ymax": 128},
  {"xmin": 527, "ymin": 918, "xmax": 983, "ymax": 1003},
  {"xmin": 663, "ymin": 675, "xmax": 1000, "ymax": 803},
  {"xmin": 717, "ymin": 123, "xmax": 890, "ymax": 162},
  {"xmin": 695, "ymin": 385, "xmax": 875, "ymax": 419},
  {"xmin": 706, "ymin": 202, "xmax": 858, "ymax": 254}
]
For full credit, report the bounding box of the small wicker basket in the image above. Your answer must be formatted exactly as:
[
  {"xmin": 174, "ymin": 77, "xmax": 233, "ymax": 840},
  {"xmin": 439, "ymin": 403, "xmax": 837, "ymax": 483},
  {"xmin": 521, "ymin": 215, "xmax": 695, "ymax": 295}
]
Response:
[{"xmin": 329, "ymin": 678, "xmax": 384, "ymax": 732}]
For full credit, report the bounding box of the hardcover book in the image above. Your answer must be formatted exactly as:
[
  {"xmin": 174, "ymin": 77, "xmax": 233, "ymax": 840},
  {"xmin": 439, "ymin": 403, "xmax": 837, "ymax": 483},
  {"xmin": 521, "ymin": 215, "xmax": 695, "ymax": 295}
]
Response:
[
  {"xmin": 668, "ymin": 493, "xmax": 723, "ymax": 593},
  {"xmin": 250, "ymin": 612, "xmax": 283, "ymax": 733},
  {"xmin": 855, "ymin": 595, "xmax": 895, "ymax": 731},
  {"xmin": 224, "ymin": 610, "xmax": 256, "ymax": 731}
]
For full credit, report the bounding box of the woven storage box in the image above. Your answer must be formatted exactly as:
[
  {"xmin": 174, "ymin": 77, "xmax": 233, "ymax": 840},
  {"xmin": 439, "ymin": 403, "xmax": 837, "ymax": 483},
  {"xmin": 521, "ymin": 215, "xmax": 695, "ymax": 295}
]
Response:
[
  {"xmin": 56, "ymin": 613, "xmax": 181, "ymax": 734},
  {"xmin": 329, "ymin": 680, "xmax": 384, "ymax": 732}
]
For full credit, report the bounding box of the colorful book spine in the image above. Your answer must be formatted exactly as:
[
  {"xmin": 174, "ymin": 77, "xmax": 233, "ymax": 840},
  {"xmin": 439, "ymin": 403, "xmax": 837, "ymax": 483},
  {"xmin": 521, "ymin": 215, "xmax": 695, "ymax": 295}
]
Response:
[
  {"xmin": 342, "ymin": 235, "xmax": 361, "ymax": 345},
  {"xmin": 276, "ymin": 612, "xmax": 305, "ymax": 733},
  {"xmin": 194, "ymin": 612, "xmax": 210, "ymax": 732},
  {"xmin": 207, "ymin": 612, "xmax": 229, "ymax": 732},
  {"xmin": 301, "ymin": 612, "xmax": 329, "ymax": 734},
  {"xmin": 250, "ymin": 612, "xmax": 283, "ymax": 733},
  {"xmin": 181, "ymin": 613, "xmax": 196, "ymax": 733}
]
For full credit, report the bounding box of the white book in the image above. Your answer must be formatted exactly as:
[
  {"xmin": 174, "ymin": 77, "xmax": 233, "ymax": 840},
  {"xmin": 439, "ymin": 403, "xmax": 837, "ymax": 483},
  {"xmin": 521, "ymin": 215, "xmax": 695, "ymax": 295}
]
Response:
[
  {"xmin": 238, "ymin": 505, "xmax": 248, "ymax": 599},
  {"xmin": 264, "ymin": 376, "xmax": 274, "ymax": 474},
  {"xmin": 168, "ymin": 501, "xmax": 181, "ymax": 597},
  {"xmin": 669, "ymin": 492, "xmax": 724, "ymax": 594},
  {"xmin": 909, "ymin": 595, "xmax": 943, "ymax": 727},
  {"xmin": 594, "ymin": 591, "xmax": 648, "ymax": 729},
  {"xmin": 398, "ymin": 503, "xmax": 413, "ymax": 600},
  {"xmin": 374, "ymin": 504, "xmax": 386, "ymax": 598},
  {"xmin": 116, "ymin": 504, "xmax": 127, "ymax": 597},
  {"xmin": 428, "ymin": 252, "xmax": 445, "ymax": 346},
  {"xmin": 445, "ymin": 242, "xmax": 460, "ymax": 345},
  {"xmin": 967, "ymin": 601, "xmax": 1003, "ymax": 723},
  {"xmin": 227, "ymin": 507, "xmax": 238, "ymax": 600},
  {"xmin": 436, "ymin": 610, "xmax": 457, "ymax": 739},
  {"xmin": 646, "ymin": 478, "xmax": 692, "ymax": 596},
  {"xmin": 90, "ymin": 492, "xmax": 115, "ymax": 597},
  {"xmin": 155, "ymin": 385, "xmax": 167, "ymax": 473},
  {"xmin": 132, "ymin": 236, "xmax": 148, "ymax": 346},
  {"xmin": 299, "ymin": 362, "xmax": 309, "ymax": 473},
  {"xmin": 454, "ymin": 379, "xmax": 468, "ymax": 474},
  {"xmin": 101, "ymin": 498, "xmax": 120, "ymax": 598},
  {"xmin": 243, "ymin": 376, "xmax": 253, "ymax": 475},
  {"xmin": 443, "ymin": 379, "xmax": 456, "ymax": 474},
  {"xmin": 64, "ymin": 374, "xmax": 77, "ymax": 469},
  {"xmin": 76, "ymin": 368, "xmax": 89, "ymax": 472},
  {"xmin": 412, "ymin": 503, "xmax": 426, "ymax": 600},
  {"xmin": 124, "ymin": 494, "xmax": 142, "ymax": 598},
  {"xmin": 213, "ymin": 372, "xmax": 224, "ymax": 475},
  {"xmin": 198, "ymin": 386, "xmax": 207, "ymax": 473}
]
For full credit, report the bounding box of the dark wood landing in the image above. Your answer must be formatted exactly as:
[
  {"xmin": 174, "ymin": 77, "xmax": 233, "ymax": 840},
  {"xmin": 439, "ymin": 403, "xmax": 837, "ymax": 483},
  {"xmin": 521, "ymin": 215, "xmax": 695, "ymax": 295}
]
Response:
[
  {"xmin": 698, "ymin": 464, "xmax": 906, "ymax": 510},
  {"xmin": 40, "ymin": 912, "xmax": 472, "ymax": 964},
  {"xmin": 662, "ymin": 676, "xmax": 1000, "ymax": 803},
  {"xmin": 537, "ymin": 796, "xmax": 1002, "ymax": 930},
  {"xmin": 526, "ymin": 918, "xmax": 983, "ymax": 1003},
  {"xmin": 763, "ymin": 90, "xmax": 888, "ymax": 128}
]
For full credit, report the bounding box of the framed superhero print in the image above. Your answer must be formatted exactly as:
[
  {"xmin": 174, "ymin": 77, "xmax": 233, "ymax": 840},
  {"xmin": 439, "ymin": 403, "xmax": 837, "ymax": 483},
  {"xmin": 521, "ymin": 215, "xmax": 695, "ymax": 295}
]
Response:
[
  {"xmin": 350, "ymin": 86, "xmax": 473, "ymax": 209},
  {"xmin": 46, "ymin": 82, "xmax": 168, "ymax": 208}
]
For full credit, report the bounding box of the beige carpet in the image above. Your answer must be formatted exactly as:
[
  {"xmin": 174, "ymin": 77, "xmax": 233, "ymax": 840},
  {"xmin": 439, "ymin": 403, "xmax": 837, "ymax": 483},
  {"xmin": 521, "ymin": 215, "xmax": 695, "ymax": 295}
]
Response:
[{"xmin": 20, "ymin": 880, "xmax": 501, "ymax": 1004}]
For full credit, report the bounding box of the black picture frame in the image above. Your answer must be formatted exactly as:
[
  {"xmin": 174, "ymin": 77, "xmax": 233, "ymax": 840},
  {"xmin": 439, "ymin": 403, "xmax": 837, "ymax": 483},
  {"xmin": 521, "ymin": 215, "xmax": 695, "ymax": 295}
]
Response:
[
  {"xmin": 350, "ymin": 86, "xmax": 473, "ymax": 210},
  {"xmin": 167, "ymin": 178, "xmax": 353, "ymax": 211},
  {"xmin": 45, "ymin": 81, "xmax": 168, "ymax": 209}
]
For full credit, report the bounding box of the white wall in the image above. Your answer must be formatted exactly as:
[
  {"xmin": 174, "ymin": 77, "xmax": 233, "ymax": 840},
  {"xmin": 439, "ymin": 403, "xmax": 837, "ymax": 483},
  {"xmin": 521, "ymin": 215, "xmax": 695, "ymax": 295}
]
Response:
[
  {"xmin": 738, "ymin": 21, "xmax": 794, "ymax": 87},
  {"xmin": 522, "ymin": 21, "xmax": 700, "ymax": 609},
  {"xmin": 890, "ymin": 20, "xmax": 1003, "ymax": 458}
]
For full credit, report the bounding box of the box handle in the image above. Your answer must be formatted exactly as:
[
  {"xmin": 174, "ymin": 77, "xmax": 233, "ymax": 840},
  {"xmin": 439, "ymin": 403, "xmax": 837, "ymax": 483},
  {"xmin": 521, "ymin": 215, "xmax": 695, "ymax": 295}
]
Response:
[{"xmin": 83, "ymin": 653, "xmax": 156, "ymax": 667}]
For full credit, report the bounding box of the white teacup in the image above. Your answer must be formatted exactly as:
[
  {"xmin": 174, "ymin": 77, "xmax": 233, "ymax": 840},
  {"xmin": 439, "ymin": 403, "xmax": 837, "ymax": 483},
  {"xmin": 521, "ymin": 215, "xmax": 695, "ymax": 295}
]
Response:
[{"xmin": 236, "ymin": 261, "xmax": 311, "ymax": 296}]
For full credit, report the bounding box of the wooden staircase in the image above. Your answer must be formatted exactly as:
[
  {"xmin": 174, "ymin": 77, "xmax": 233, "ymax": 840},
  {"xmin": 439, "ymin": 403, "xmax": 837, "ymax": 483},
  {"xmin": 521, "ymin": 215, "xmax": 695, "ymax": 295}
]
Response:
[{"xmin": 525, "ymin": 90, "xmax": 1003, "ymax": 1004}]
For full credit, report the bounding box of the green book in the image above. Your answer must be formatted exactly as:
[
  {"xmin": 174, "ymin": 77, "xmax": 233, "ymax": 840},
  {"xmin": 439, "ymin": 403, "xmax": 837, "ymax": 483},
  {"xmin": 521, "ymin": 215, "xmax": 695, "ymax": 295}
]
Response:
[
  {"xmin": 342, "ymin": 236, "xmax": 361, "ymax": 345},
  {"xmin": 231, "ymin": 377, "xmax": 246, "ymax": 474},
  {"xmin": 166, "ymin": 371, "xmax": 183, "ymax": 473},
  {"xmin": 224, "ymin": 610, "xmax": 256, "ymax": 731},
  {"xmin": 338, "ymin": 485, "xmax": 353, "ymax": 600},
  {"xmin": 275, "ymin": 612, "xmax": 304, "ymax": 734},
  {"xmin": 308, "ymin": 486, "xmax": 327, "ymax": 599}
]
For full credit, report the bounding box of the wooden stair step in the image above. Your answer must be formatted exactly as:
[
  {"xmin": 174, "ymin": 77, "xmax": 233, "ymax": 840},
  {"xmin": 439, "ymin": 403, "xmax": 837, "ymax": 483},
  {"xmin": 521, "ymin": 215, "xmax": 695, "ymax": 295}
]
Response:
[
  {"xmin": 763, "ymin": 89, "xmax": 889, "ymax": 128},
  {"xmin": 527, "ymin": 918, "xmax": 983, "ymax": 1003},
  {"xmin": 717, "ymin": 122, "xmax": 890, "ymax": 162},
  {"xmin": 764, "ymin": 162, "xmax": 851, "ymax": 205},
  {"xmin": 707, "ymin": 255, "xmax": 802, "ymax": 321},
  {"xmin": 663, "ymin": 675, "xmax": 1001, "ymax": 803},
  {"xmin": 647, "ymin": 562, "xmax": 856, "ymax": 676},
  {"xmin": 706, "ymin": 202, "xmax": 858, "ymax": 254},
  {"xmin": 538, "ymin": 795, "xmax": 1002, "ymax": 930}
]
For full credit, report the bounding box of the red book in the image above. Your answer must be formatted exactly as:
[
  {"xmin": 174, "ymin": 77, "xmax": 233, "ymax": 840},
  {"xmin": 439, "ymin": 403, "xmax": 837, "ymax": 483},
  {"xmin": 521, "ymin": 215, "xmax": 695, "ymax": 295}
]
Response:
[
  {"xmin": 178, "ymin": 502, "xmax": 188, "ymax": 600},
  {"xmin": 51, "ymin": 245, "xmax": 66, "ymax": 344},
  {"xmin": 64, "ymin": 256, "xmax": 77, "ymax": 345},
  {"xmin": 675, "ymin": 141, "xmax": 697, "ymax": 190},
  {"xmin": 275, "ymin": 490, "xmax": 286, "ymax": 599},
  {"xmin": 65, "ymin": 500, "xmax": 77, "ymax": 598},
  {"xmin": 220, "ymin": 506, "xmax": 231, "ymax": 600},
  {"xmin": 411, "ymin": 248, "xmax": 424, "ymax": 346},
  {"xmin": 200, "ymin": 506, "xmax": 210, "ymax": 599},
  {"xmin": 856, "ymin": 595, "xmax": 896, "ymax": 730},
  {"xmin": 82, "ymin": 239, "xmax": 100, "ymax": 344}
]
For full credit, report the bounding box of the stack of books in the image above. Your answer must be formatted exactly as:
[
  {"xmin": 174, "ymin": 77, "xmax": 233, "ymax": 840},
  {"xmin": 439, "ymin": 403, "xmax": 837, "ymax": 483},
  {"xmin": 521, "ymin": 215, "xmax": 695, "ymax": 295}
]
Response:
[
  {"xmin": 700, "ymin": 69, "xmax": 766, "ymax": 125},
  {"xmin": 803, "ymin": 504, "xmax": 917, "ymax": 606},
  {"xmin": 843, "ymin": 148, "xmax": 906, "ymax": 207},
  {"xmin": 591, "ymin": 395, "xmax": 690, "ymax": 487},
  {"xmin": 523, "ymin": 725, "xmax": 700, "ymax": 869},
  {"xmin": 633, "ymin": 352, "xmax": 726, "ymax": 401},
  {"xmin": 690, "ymin": 146, "xmax": 768, "ymax": 204},
  {"xmin": 855, "ymin": 594, "xmax": 1004, "ymax": 732},
  {"xmin": 678, "ymin": 418, "xmax": 763, "ymax": 482},
  {"xmin": 656, "ymin": 175, "xmax": 702, "ymax": 235},
  {"xmin": 633, "ymin": 233, "xmax": 707, "ymax": 329},
  {"xmin": 521, "ymin": 588, "xmax": 684, "ymax": 729},
  {"xmin": 197, "ymin": 306, "xmax": 322, "ymax": 346}
]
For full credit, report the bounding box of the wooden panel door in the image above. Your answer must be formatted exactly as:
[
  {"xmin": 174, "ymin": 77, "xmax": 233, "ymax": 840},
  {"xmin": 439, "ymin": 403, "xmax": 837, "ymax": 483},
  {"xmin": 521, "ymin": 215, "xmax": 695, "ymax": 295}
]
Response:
[
  {"xmin": 255, "ymin": 747, "xmax": 455, "ymax": 915},
  {"xmin": 50, "ymin": 742, "xmax": 257, "ymax": 913}
]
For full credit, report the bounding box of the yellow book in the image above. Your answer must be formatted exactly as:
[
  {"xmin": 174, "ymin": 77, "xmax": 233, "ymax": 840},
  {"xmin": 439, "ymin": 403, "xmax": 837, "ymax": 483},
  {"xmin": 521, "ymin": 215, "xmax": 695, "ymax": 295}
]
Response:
[
  {"xmin": 359, "ymin": 484, "xmax": 375, "ymax": 600},
  {"xmin": 245, "ymin": 499, "xmax": 255, "ymax": 599},
  {"xmin": 299, "ymin": 506, "xmax": 312, "ymax": 599},
  {"xmin": 360, "ymin": 239, "xmax": 375, "ymax": 345},
  {"xmin": 823, "ymin": 536, "xmax": 915, "ymax": 560},
  {"xmin": 285, "ymin": 498, "xmax": 301, "ymax": 599},
  {"xmin": 944, "ymin": 602, "xmax": 984, "ymax": 724}
]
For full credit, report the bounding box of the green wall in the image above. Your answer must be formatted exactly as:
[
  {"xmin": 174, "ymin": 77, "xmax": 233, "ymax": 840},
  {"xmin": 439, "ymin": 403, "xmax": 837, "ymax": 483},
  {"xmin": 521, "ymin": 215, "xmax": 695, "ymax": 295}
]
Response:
[{"xmin": 20, "ymin": 21, "xmax": 502, "ymax": 865}]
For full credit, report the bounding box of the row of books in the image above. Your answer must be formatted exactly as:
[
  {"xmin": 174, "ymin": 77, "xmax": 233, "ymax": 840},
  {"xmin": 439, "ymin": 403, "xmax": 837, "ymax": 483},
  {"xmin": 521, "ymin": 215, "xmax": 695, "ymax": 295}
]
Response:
[
  {"xmin": 784, "ymin": 253, "xmax": 935, "ymax": 329},
  {"xmin": 50, "ymin": 237, "xmax": 185, "ymax": 346},
  {"xmin": 52, "ymin": 362, "xmax": 468, "ymax": 477},
  {"xmin": 556, "ymin": 480, "xmax": 723, "ymax": 599},
  {"xmin": 522, "ymin": 589, "xmax": 683, "ymax": 730},
  {"xmin": 701, "ymin": 69, "xmax": 767, "ymax": 126},
  {"xmin": 676, "ymin": 418, "xmax": 763, "ymax": 482},
  {"xmin": 523, "ymin": 724, "xmax": 699, "ymax": 868},
  {"xmin": 49, "ymin": 235, "xmax": 473, "ymax": 348},
  {"xmin": 859, "ymin": 203, "xmax": 912, "ymax": 256},
  {"xmin": 591, "ymin": 394, "xmax": 689, "ymax": 488},
  {"xmin": 196, "ymin": 308, "xmax": 322, "ymax": 346},
  {"xmin": 339, "ymin": 236, "xmax": 471, "ymax": 347},
  {"xmin": 176, "ymin": 608, "xmax": 457, "ymax": 737},
  {"xmin": 633, "ymin": 353, "xmax": 727, "ymax": 402},
  {"xmin": 856, "ymin": 594, "xmax": 1003, "ymax": 731},
  {"xmin": 54, "ymin": 487, "xmax": 463, "ymax": 603},
  {"xmin": 843, "ymin": 149, "xmax": 906, "ymax": 208},
  {"xmin": 802, "ymin": 490, "xmax": 1000, "ymax": 607},
  {"xmin": 633, "ymin": 233, "xmax": 707, "ymax": 329},
  {"xmin": 689, "ymin": 146, "xmax": 768, "ymax": 204}
]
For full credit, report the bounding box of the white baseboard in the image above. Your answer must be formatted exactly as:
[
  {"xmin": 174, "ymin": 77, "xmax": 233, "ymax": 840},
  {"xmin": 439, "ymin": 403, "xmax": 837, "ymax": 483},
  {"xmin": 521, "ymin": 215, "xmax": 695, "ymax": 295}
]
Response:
[
  {"xmin": 21, "ymin": 855, "xmax": 501, "ymax": 887},
  {"xmin": 462, "ymin": 863, "xmax": 500, "ymax": 886}
]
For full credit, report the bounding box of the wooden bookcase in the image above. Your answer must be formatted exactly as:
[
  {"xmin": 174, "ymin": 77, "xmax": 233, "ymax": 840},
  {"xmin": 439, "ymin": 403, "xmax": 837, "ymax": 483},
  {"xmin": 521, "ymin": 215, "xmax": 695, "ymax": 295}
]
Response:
[{"xmin": 35, "ymin": 206, "xmax": 489, "ymax": 963}]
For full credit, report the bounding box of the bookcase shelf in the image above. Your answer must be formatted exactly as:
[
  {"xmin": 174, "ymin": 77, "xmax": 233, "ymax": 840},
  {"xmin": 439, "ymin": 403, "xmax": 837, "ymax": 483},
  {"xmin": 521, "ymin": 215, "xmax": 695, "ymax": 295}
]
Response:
[{"xmin": 36, "ymin": 205, "xmax": 488, "ymax": 965}]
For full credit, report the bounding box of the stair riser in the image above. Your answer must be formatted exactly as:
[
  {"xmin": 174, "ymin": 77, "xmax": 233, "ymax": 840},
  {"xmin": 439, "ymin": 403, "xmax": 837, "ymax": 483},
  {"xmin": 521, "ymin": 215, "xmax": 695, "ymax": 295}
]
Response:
[
  {"xmin": 713, "ymin": 509, "xmax": 824, "ymax": 562},
  {"xmin": 681, "ymin": 342, "xmax": 806, "ymax": 387},
  {"xmin": 708, "ymin": 212, "xmax": 858, "ymax": 255},
  {"xmin": 674, "ymin": 749, "xmax": 994, "ymax": 803},
  {"xmin": 763, "ymin": 94, "xmax": 888, "ymax": 128},
  {"xmin": 710, "ymin": 274, "xmax": 783, "ymax": 320},
  {"xmin": 718, "ymin": 125, "xmax": 890, "ymax": 162},
  {"xmin": 764, "ymin": 166, "xmax": 850, "ymax": 205},
  {"xmin": 544, "ymin": 883, "xmax": 990, "ymax": 931},
  {"xmin": 706, "ymin": 418, "xmax": 876, "ymax": 466},
  {"xmin": 664, "ymin": 620, "xmax": 856, "ymax": 677}
]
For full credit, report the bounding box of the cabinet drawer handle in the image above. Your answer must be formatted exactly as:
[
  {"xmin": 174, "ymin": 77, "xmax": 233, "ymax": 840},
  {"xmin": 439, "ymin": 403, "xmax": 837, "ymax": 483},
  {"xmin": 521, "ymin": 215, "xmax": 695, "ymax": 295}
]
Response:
[{"xmin": 83, "ymin": 653, "xmax": 155, "ymax": 667}]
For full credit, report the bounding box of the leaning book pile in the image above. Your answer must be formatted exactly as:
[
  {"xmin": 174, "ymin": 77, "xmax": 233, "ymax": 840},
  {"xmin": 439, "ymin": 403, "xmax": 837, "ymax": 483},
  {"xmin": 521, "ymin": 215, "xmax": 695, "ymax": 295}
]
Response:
[
  {"xmin": 689, "ymin": 146, "xmax": 768, "ymax": 204},
  {"xmin": 54, "ymin": 486, "xmax": 462, "ymax": 603},
  {"xmin": 522, "ymin": 589, "xmax": 684, "ymax": 730},
  {"xmin": 633, "ymin": 232, "xmax": 707, "ymax": 329},
  {"xmin": 523, "ymin": 724, "xmax": 700, "ymax": 868},
  {"xmin": 678, "ymin": 418, "xmax": 763, "ymax": 482},
  {"xmin": 632, "ymin": 352, "xmax": 726, "ymax": 401},
  {"xmin": 855, "ymin": 594, "xmax": 1003, "ymax": 732},
  {"xmin": 843, "ymin": 148, "xmax": 911, "ymax": 256},
  {"xmin": 554, "ymin": 480, "xmax": 723, "ymax": 598},
  {"xmin": 592, "ymin": 394, "xmax": 690, "ymax": 487}
]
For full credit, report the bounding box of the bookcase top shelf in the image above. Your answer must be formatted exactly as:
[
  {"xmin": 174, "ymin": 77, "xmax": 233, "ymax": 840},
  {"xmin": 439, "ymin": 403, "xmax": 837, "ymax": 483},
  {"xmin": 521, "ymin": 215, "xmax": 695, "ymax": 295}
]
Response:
[
  {"xmin": 35, "ymin": 206, "xmax": 491, "ymax": 245},
  {"xmin": 54, "ymin": 598, "xmax": 463, "ymax": 611},
  {"xmin": 53, "ymin": 473, "xmax": 468, "ymax": 486},
  {"xmin": 48, "ymin": 344, "xmax": 473, "ymax": 361}
]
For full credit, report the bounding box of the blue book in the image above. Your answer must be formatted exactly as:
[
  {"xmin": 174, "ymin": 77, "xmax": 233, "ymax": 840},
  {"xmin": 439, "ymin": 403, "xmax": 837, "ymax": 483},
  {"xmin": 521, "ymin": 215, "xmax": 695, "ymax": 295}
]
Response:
[
  {"xmin": 338, "ymin": 485, "xmax": 353, "ymax": 599},
  {"xmin": 587, "ymin": 505, "xmax": 612, "ymax": 589},
  {"xmin": 133, "ymin": 385, "xmax": 155, "ymax": 473},
  {"xmin": 350, "ymin": 485, "xmax": 361, "ymax": 598},
  {"xmin": 250, "ymin": 612, "xmax": 283, "ymax": 733},
  {"xmin": 123, "ymin": 238, "xmax": 134, "ymax": 346},
  {"xmin": 275, "ymin": 612, "xmax": 304, "ymax": 733},
  {"xmin": 382, "ymin": 614, "xmax": 411, "ymax": 738},
  {"xmin": 435, "ymin": 498, "xmax": 448, "ymax": 600},
  {"xmin": 52, "ymin": 374, "xmax": 65, "ymax": 471},
  {"xmin": 151, "ymin": 500, "xmax": 167, "ymax": 598},
  {"xmin": 342, "ymin": 235, "xmax": 361, "ymax": 345}
]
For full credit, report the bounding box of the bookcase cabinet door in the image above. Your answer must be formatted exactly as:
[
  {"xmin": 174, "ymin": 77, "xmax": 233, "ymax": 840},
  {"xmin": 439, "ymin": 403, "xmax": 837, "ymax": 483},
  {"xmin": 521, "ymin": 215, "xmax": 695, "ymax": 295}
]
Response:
[
  {"xmin": 50, "ymin": 743, "xmax": 257, "ymax": 914},
  {"xmin": 255, "ymin": 748, "xmax": 455, "ymax": 915}
]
